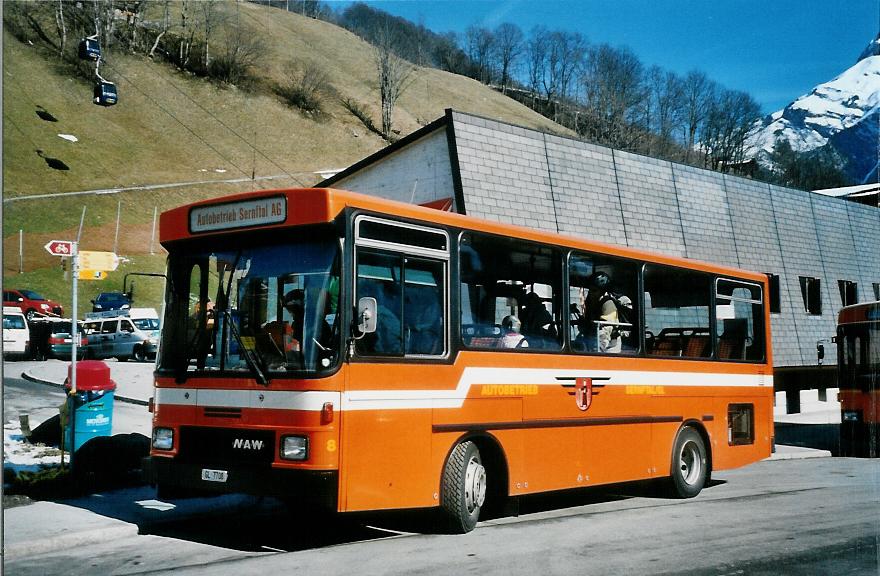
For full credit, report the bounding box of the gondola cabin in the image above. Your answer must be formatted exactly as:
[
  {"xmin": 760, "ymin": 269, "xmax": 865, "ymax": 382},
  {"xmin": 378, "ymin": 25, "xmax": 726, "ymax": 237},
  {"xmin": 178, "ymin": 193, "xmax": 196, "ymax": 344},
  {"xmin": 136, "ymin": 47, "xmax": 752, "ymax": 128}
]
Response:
[
  {"xmin": 78, "ymin": 38, "xmax": 101, "ymax": 61},
  {"xmin": 94, "ymin": 81, "xmax": 118, "ymax": 106}
]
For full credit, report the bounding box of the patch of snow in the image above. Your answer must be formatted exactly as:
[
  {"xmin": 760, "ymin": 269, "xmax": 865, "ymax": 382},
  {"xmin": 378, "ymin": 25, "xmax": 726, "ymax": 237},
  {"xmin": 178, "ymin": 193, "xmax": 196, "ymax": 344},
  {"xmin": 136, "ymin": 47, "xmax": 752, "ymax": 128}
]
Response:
[
  {"xmin": 57, "ymin": 134, "xmax": 78, "ymax": 143},
  {"xmin": 214, "ymin": 169, "xmax": 227, "ymax": 173},
  {"xmin": 3, "ymin": 419, "xmax": 66, "ymax": 471}
]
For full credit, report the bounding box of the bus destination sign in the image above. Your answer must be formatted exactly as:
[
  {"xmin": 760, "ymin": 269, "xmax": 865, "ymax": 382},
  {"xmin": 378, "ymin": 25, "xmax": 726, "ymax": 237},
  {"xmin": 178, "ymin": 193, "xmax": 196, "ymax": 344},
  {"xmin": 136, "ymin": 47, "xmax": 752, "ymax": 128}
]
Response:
[{"xmin": 190, "ymin": 196, "xmax": 286, "ymax": 233}]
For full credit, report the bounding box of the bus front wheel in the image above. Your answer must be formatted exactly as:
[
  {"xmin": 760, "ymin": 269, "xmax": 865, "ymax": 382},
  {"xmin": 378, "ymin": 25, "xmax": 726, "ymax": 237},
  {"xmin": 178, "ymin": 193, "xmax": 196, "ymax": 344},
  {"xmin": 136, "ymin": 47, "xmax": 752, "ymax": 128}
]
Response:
[
  {"xmin": 441, "ymin": 440, "xmax": 486, "ymax": 533},
  {"xmin": 667, "ymin": 427, "xmax": 707, "ymax": 498}
]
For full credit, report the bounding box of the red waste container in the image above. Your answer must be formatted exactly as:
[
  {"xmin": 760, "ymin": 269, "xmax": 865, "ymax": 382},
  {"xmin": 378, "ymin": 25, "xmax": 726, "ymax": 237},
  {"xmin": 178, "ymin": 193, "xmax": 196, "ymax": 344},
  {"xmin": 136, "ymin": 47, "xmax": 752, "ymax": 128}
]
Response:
[{"xmin": 63, "ymin": 360, "xmax": 117, "ymax": 452}]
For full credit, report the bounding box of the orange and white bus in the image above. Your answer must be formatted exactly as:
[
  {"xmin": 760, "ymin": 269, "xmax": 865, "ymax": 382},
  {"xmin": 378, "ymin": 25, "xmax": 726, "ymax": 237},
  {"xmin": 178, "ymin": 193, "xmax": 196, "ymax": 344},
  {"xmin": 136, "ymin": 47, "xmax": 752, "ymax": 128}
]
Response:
[
  {"xmin": 837, "ymin": 301, "xmax": 880, "ymax": 457},
  {"xmin": 150, "ymin": 187, "xmax": 773, "ymax": 532}
]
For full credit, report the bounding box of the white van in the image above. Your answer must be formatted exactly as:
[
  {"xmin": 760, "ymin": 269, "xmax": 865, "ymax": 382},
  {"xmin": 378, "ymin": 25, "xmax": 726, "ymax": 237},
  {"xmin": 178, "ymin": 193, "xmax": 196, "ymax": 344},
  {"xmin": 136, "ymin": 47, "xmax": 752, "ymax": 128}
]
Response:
[
  {"xmin": 3, "ymin": 306, "xmax": 30, "ymax": 360},
  {"xmin": 84, "ymin": 308, "xmax": 160, "ymax": 362}
]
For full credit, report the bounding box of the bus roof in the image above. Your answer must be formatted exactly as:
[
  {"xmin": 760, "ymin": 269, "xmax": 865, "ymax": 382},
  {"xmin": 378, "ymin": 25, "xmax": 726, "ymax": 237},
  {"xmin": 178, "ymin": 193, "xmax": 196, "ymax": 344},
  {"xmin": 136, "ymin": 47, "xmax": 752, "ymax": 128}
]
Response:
[
  {"xmin": 838, "ymin": 301, "xmax": 880, "ymax": 324},
  {"xmin": 160, "ymin": 187, "xmax": 768, "ymax": 284}
]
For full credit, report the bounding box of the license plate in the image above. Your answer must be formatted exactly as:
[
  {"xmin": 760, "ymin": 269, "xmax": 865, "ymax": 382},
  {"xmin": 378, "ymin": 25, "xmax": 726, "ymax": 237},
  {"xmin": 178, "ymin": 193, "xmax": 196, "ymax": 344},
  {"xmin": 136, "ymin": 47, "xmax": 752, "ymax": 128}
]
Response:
[{"xmin": 201, "ymin": 468, "xmax": 228, "ymax": 482}]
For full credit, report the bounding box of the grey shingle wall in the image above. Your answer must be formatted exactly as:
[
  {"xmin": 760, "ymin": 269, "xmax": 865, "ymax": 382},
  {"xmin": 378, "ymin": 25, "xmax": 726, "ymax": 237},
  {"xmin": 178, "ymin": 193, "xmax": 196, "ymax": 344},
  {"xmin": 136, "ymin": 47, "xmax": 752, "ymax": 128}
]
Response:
[
  {"xmin": 615, "ymin": 151, "xmax": 686, "ymax": 256},
  {"xmin": 847, "ymin": 202, "xmax": 880, "ymax": 301},
  {"xmin": 543, "ymin": 133, "xmax": 625, "ymax": 240},
  {"xmin": 725, "ymin": 178, "xmax": 801, "ymax": 365},
  {"xmin": 453, "ymin": 114, "xmax": 558, "ymax": 230},
  {"xmin": 672, "ymin": 164, "xmax": 739, "ymax": 266}
]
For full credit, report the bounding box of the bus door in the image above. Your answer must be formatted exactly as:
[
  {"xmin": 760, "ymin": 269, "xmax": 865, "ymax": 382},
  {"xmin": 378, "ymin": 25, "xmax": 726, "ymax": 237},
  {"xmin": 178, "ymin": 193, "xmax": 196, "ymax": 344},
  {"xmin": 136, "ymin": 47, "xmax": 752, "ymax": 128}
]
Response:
[
  {"xmin": 565, "ymin": 252, "xmax": 652, "ymax": 486},
  {"xmin": 343, "ymin": 216, "xmax": 451, "ymax": 511}
]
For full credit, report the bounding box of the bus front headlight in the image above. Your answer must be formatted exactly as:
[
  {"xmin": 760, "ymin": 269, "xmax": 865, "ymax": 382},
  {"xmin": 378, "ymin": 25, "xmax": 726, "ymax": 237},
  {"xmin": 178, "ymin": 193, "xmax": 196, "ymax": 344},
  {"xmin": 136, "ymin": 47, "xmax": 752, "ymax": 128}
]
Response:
[
  {"xmin": 152, "ymin": 427, "xmax": 174, "ymax": 450},
  {"xmin": 280, "ymin": 436, "xmax": 308, "ymax": 461}
]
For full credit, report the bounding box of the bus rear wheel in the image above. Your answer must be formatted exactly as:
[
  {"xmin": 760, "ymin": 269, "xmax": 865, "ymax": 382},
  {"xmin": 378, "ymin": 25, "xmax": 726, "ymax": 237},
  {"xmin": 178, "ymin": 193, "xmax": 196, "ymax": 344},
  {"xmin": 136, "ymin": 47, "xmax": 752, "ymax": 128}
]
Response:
[
  {"xmin": 667, "ymin": 427, "xmax": 707, "ymax": 498},
  {"xmin": 441, "ymin": 440, "xmax": 486, "ymax": 533}
]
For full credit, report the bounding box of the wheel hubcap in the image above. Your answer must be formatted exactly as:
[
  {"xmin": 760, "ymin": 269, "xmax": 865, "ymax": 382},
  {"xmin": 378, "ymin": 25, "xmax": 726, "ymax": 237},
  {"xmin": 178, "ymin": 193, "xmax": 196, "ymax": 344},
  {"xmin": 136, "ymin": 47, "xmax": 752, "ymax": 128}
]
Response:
[
  {"xmin": 464, "ymin": 456, "xmax": 487, "ymax": 513},
  {"xmin": 679, "ymin": 440, "xmax": 702, "ymax": 486}
]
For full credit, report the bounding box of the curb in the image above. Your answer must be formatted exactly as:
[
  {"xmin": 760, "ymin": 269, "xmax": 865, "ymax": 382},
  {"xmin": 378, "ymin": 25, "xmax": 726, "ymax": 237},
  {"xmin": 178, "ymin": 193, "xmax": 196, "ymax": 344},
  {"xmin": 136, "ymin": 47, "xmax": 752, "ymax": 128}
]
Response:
[
  {"xmin": 766, "ymin": 448, "xmax": 833, "ymax": 460},
  {"xmin": 5, "ymin": 522, "xmax": 139, "ymax": 560},
  {"xmin": 20, "ymin": 370, "xmax": 150, "ymax": 406}
]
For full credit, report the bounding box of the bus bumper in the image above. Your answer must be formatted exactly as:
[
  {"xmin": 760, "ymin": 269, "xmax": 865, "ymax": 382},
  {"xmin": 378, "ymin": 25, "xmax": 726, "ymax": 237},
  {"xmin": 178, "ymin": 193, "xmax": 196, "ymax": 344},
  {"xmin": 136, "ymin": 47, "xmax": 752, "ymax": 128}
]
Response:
[{"xmin": 148, "ymin": 456, "xmax": 338, "ymax": 509}]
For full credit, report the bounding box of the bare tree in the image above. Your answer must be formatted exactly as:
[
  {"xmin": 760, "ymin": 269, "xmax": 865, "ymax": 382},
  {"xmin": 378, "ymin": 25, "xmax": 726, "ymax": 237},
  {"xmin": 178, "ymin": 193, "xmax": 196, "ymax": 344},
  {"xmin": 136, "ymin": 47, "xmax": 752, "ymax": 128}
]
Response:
[
  {"xmin": 374, "ymin": 22, "xmax": 414, "ymax": 139},
  {"xmin": 682, "ymin": 70, "xmax": 714, "ymax": 163},
  {"xmin": 701, "ymin": 88, "xmax": 761, "ymax": 171},
  {"xmin": 465, "ymin": 25, "xmax": 495, "ymax": 84},
  {"xmin": 201, "ymin": 0, "xmax": 223, "ymax": 69},
  {"xmin": 646, "ymin": 66, "xmax": 685, "ymax": 155},
  {"xmin": 178, "ymin": 0, "xmax": 195, "ymax": 68},
  {"xmin": 581, "ymin": 44, "xmax": 645, "ymax": 149},
  {"xmin": 54, "ymin": 0, "xmax": 67, "ymax": 59},
  {"xmin": 526, "ymin": 25, "xmax": 550, "ymax": 99},
  {"xmin": 493, "ymin": 22, "xmax": 523, "ymax": 93},
  {"xmin": 149, "ymin": 0, "xmax": 172, "ymax": 59},
  {"xmin": 544, "ymin": 30, "xmax": 585, "ymax": 122}
]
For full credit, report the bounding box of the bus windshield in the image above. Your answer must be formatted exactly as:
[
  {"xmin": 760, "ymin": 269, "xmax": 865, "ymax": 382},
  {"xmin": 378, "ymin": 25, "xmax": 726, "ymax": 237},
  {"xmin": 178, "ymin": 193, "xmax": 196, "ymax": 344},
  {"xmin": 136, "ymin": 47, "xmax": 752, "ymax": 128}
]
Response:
[
  {"xmin": 839, "ymin": 324, "xmax": 880, "ymax": 392},
  {"xmin": 160, "ymin": 236, "xmax": 341, "ymax": 380}
]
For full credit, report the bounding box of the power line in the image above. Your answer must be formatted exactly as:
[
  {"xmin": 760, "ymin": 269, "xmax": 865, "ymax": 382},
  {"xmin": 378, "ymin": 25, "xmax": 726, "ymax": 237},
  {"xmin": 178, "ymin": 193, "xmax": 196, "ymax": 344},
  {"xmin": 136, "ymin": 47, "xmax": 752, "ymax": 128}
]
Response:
[
  {"xmin": 97, "ymin": 57, "xmax": 253, "ymax": 179},
  {"xmin": 100, "ymin": 58, "xmax": 307, "ymax": 186}
]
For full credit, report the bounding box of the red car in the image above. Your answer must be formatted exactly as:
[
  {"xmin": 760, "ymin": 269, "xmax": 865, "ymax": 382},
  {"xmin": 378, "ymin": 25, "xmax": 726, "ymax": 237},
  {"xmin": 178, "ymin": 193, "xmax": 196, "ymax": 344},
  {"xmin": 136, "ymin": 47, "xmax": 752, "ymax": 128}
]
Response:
[{"xmin": 3, "ymin": 289, "xmax": 64, "ymax": 319}]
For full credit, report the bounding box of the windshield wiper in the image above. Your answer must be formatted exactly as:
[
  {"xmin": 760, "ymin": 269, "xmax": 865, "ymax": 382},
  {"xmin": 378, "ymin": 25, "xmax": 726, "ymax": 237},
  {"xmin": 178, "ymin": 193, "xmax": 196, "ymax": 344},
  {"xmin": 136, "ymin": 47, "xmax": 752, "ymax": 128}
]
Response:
[{"xmin": 220, "ymin": 308, "xmax": 270, "ymax": 386}]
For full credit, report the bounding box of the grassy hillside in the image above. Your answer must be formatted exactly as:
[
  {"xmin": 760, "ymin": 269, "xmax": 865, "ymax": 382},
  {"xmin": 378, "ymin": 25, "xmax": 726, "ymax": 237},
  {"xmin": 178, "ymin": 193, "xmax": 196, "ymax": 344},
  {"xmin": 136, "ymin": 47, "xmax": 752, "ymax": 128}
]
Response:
[{"xmin": 2, "ymin": 1, "xmax": 568, "ymax": 316}]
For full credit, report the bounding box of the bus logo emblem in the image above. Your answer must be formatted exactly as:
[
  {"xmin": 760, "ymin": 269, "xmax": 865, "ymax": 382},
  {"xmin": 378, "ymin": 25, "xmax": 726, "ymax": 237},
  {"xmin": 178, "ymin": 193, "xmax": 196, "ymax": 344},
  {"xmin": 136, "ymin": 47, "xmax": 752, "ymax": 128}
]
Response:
[{"xmin": 575, "ymin": 377, "xmax": 593, "ymax": 411}]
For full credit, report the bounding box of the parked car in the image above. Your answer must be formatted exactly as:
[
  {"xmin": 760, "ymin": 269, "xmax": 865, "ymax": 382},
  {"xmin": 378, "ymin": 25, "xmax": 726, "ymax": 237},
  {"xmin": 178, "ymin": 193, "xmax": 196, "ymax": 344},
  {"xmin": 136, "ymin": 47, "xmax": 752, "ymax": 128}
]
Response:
[
  {"xmin": 84, "ymin": 309, "xmax": 160, "ymax": 362},
  {"xmin": 3, "ymin": 289, "xmax": 63, "ymax": 319},
  {"xmin": 91, "ymin": 292, "xmax": 131, "ymax": 313},
  {"xmin": 3, "ymin": 306, "xmax": 30, "ymax": 360},
  {"xmin": 28, "ymin": 318, "xmax": 88, "ymax": 360}
]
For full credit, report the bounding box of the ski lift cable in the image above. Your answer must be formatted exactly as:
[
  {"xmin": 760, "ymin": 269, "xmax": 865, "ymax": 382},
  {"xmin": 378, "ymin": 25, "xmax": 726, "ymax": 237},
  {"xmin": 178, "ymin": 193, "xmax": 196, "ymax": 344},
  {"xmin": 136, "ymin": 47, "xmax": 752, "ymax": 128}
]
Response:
[
  {"xmin": 102, "ymin": 59, "xmax": 307, "ymax": 186},
  {"xmin": 99, "ymin": 61, "xmax": 254, "ymax": 179},
  {"xmin": 7, "ymin": 73, "xmax": 118, "ymax": 180}
]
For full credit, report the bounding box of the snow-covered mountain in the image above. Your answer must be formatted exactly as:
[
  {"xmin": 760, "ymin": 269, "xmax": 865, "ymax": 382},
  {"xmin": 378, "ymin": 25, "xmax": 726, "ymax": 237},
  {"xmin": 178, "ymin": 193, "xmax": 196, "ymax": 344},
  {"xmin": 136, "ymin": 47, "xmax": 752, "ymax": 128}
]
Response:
[{"xmin": 747, "ymin": 34, "xmax": 880, "ymax": 184}]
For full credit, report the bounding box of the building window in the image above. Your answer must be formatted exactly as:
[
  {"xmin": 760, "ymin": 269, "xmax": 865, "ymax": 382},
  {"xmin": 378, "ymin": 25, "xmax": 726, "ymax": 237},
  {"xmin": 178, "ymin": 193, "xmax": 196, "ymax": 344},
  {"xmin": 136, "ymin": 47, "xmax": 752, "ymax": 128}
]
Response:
[
  {"xmin": 838, "ymin": 280, "xmax": 858, "ymax": 307},
  {"xmin": 766, "ymin": 273, "xmax": 781, "ymax": 314},
  {"xmin": 873, "ymin": 282, "xmax": 880, "ymax": 301},
  {"xmin": 798, "ymin": 276, "xmax": 822, "ymax": 315}
]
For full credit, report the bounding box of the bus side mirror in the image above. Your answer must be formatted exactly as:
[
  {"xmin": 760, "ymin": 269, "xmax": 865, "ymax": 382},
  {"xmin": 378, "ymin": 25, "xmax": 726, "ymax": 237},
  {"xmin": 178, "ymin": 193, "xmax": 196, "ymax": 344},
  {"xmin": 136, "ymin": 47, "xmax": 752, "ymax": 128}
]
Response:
[{"xmin": 357, "ymin": 297, "xmax": 377, "ymax": 334}]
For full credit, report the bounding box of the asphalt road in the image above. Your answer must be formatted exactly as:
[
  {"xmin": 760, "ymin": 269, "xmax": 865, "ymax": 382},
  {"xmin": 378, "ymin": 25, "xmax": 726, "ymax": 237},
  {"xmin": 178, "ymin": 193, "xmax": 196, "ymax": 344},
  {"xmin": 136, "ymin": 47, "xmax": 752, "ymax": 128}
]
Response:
[
  {"xmin": 4, "ymin": 458, "xmax": 879, "ymax": 575},
  {"xmin": 4, "ymin": 361, "xmax": 879, "ymax": 575}
]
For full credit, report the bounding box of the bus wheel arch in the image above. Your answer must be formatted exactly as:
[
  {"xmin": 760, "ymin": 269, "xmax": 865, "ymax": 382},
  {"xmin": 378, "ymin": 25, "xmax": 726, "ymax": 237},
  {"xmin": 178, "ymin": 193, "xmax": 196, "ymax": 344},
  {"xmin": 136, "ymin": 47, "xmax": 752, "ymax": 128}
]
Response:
[
  {"xmin": 666, "ymin": 422, "xmax": 711, "ymax": 498},
  {"xmin": 439, "ymin": 433, "xmax": 508, "ymax": 533}
]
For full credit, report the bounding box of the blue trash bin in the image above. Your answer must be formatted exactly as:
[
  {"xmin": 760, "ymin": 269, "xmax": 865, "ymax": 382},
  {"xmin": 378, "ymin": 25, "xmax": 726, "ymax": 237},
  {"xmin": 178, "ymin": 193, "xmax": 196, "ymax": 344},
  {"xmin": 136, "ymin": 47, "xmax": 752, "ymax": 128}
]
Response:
[{"xmin": 63, "ymin": 360, "xmax": 116, "ymax": 452}]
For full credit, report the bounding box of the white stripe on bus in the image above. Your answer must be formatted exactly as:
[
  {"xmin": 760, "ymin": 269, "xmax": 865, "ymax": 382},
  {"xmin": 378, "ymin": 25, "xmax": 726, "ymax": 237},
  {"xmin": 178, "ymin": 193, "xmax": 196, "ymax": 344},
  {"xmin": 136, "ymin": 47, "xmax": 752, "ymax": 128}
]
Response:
[{"xmin": 155, "ymin": 367, "xmax": 770, "ymax": 411}]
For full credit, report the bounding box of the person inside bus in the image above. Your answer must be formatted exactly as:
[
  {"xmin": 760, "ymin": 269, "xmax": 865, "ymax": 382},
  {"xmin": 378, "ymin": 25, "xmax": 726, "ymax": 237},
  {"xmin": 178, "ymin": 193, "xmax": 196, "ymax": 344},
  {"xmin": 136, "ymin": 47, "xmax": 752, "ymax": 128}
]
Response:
[
  {"xmin": 500, "ymin": 315, "xmax": 528, "ymax": 348},
  {"xmin": 405, "ymin": 284, "xmax": 442, "ymax": 355},
  {"xmin": 262, "ymin": 289, "xmax": 304, "ymax": 365},
  {"xmin": 578, "ymin": 271, "xmax": 628, "ymax": 353},
  {"xmin": 357, "ymin": 281, "xmax": 402, "ymax": 355},
  {"xmin": 520, "ymin": 291, "xmax": 557, "ymax": 347}
]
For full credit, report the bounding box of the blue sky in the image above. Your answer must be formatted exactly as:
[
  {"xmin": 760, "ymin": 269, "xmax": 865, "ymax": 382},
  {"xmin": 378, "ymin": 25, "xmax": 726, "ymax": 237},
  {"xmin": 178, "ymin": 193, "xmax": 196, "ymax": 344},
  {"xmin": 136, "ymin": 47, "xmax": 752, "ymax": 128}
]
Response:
[{"xmin": 342, "ymin": 0, "xmax": 879, "ymax": 113}]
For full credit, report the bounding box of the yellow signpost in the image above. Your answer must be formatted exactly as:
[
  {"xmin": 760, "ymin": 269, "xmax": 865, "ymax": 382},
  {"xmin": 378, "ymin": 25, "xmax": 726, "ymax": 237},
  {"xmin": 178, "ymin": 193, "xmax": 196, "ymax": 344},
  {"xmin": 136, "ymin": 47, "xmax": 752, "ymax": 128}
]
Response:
[
  {"xmin": 78, "ymin": 251, "xmax": 119, "ymax": 272},
  {"xmin": 77, "ymin": 269, "xmax": 108, "ymax": 280}
]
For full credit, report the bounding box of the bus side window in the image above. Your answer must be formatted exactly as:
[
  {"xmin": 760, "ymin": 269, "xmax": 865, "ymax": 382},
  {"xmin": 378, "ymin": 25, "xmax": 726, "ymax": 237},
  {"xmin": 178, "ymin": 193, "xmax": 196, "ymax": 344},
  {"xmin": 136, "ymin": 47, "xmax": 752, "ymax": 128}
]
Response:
[
  {"xmin": 404, "ymin": 258, "xmax": 445, "ymax": 356},
  {"xmin": 568, "ymin": 253, "xmax": 640, "ymax": 354},
  {"xmin": 459, "ymin": 232, "xmax": 562, "ymax": 351},
  {"xmin": 644, "ymin": 265, "xmax": 711, "ymax": 358},
  {"xmin": 716, "ymin": 279, "xmax": 765, "ymax": 362},
  {"xmin": 356, "ymin": 251, "xmax": 403, "ymax": 356}
]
